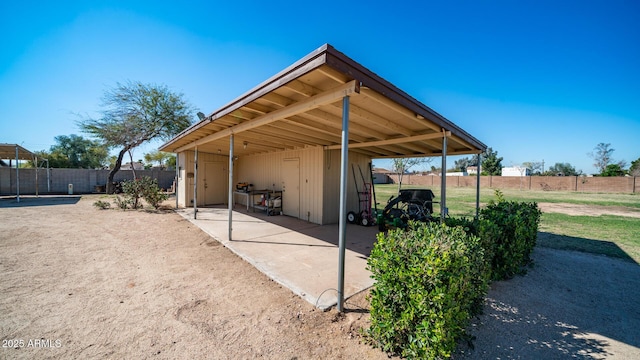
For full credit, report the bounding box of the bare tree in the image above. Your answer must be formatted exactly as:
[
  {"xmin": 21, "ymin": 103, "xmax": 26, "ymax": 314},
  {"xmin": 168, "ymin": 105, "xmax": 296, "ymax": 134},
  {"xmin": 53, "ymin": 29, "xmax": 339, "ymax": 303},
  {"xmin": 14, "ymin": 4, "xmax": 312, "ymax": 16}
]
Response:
[
  {"xmin": 589, "ymin": 143, "xmax": 615, "ymax": 174},
  {"xmin": 588, "ymin": 142, "xmax": 628, "ymax": 175},
  {"xmin": 522, "ymin": 161, "xmax": 544, "ymax": 175},
  {"xmin": 391, "ymin": 157, "xmax": 433, "ymax": 192}
]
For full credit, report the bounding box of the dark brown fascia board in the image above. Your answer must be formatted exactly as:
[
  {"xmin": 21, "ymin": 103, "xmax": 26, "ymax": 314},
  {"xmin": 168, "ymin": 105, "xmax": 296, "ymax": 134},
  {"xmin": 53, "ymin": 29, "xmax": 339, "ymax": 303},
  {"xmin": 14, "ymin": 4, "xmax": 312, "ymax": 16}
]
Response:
[
  {"xmin": 160, "ymin": 44, "xmax": 333, "ymax": 151},
  {"xmin": 323, "ymin": 45, "xmax": 487, "ymax": 152}
]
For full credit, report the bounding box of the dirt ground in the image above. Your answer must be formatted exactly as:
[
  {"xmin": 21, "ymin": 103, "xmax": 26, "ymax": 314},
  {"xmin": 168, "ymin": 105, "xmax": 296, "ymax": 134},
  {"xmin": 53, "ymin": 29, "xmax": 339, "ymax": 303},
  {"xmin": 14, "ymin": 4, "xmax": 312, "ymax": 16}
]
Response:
[
  {"xmin": 538, "ymin": 202, "xmax": 640, "ymax": 218},
  {"xmin": 1, "ymin": 195, "xmax": 639, "ymax": 359}
]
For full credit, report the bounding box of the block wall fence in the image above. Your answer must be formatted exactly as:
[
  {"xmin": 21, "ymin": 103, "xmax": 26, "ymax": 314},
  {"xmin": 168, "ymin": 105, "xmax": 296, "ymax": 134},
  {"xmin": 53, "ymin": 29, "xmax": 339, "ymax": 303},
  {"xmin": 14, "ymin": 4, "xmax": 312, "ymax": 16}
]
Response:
[
  {"xmin": 2, "ymin": 168, "xmax": 637, "ymax": 195},
  {"xmin": 387, "ymin": 174, "xmax": 639, "ymax": 193},
  {"xmin": 0, "ymin": 168, "xmax": 176, "ymax": 195}
]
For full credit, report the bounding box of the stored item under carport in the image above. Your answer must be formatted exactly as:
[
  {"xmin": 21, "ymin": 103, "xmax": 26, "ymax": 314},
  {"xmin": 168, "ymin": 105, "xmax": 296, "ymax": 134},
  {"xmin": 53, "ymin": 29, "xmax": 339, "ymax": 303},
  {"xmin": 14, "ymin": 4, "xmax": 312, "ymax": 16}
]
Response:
[
  {"xmin": 347, "ymin": 164, "xmax": 375, "ymax": 226},
  {"xmin": 377, "ymin": 189, "xmax": 437, "ymax": 231}
]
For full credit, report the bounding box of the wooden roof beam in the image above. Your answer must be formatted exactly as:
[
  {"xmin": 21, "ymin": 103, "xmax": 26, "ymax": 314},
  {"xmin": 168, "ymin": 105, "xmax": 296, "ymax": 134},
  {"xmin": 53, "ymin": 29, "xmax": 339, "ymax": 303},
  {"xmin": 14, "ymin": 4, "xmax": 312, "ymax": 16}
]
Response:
[
  {"xmin": 265, "ymin": 123, "xmax": 340, "ymax": 144},
  {"xmin": 248, "ymin": 129, "xmax": 314, "ymax": 148},
  {"xmin": 360, "ymin": 87, "xmax": 441, "ymax": 132},
  {"xmin": 260, "ymin": 92, "xmax": 294, "ymax": 108},
  {"xmin": 316, "ymin": 66, "xmax": 351, "ymax": 84},
  {"xmin": 329, "ymin": 102, "xmax": 415, "ymax": 137},
  {"xmin": 386, "ymin": 142, "xmax": 433, "ymax": 154},
  {"xmin": 324, "ymin": 131, "xmax": 450, "ymax": 150},
  {"xmin": 304, "ymin": 109, "xmax": 389, "ymax": 140},
  {"xmin": 233, "ymin": 134, "xmax": 292, "ymax": 150},
  {"xmin": 283, "ymin": 116, "xmax": 371, "ymax": 143},
  {"xmin": 175, "ymin": 80, "xmax": 359, "ymax": 152},
  {"xmin": 282, "ymin": 79, "xmax": 317, "ymax": 97}
]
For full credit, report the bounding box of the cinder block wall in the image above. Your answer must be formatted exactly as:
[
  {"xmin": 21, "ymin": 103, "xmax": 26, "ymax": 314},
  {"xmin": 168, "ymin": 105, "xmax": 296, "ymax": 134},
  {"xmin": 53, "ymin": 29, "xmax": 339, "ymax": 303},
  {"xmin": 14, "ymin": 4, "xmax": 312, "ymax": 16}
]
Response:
[
  {"xmin": 0, "ymin": 168, "xmax": 176, "ymax": 195},
  {"xmin": 386, "ymin": 174, "xmax": 638, "ymax": 193}
]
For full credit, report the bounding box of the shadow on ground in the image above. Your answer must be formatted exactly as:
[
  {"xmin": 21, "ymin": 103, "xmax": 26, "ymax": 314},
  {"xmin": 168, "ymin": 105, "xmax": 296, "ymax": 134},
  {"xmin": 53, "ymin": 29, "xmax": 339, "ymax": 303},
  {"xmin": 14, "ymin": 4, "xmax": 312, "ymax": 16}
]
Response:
[
  {"xmin": 458, "ymin": 246, "xmax": 640, "ymax": 359},
  {"xmin": 0, "ymin": 196, "xmax": 82, "ymax": 208},
  {"xmin": 537, "ymin": 231, "xmax": 638, "ymax": 264},
  {"xmin": 201, "ymin": 205, "xmax": 379, "ymax": 258}
]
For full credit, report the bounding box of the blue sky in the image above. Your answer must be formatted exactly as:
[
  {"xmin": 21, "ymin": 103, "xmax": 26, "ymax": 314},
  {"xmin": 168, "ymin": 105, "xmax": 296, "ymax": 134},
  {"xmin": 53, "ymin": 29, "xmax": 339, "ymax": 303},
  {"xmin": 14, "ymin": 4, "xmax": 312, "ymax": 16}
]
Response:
[{"xmin": 1, "ymin": 0, "xmax": 638, "ymax": 174}]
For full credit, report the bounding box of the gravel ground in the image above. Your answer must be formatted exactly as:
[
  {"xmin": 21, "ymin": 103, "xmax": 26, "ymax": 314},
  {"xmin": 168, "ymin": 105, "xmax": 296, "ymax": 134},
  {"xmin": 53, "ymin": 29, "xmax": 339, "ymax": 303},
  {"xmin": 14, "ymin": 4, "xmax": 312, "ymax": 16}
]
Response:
[{"xmin": 456, "ymin": 247, "xmax": 640, "ymax": 359}]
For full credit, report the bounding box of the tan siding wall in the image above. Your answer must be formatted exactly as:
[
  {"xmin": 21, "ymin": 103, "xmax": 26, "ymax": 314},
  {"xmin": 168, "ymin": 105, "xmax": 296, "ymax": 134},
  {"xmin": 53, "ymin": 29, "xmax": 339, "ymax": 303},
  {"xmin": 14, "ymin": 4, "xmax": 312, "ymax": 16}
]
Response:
[
  {"xmin": 178, "ymin": 147, "xmax": 375, "ymax": 224},
  {"xmin": 322, "ymin": 150, "xmax": 373, "ymax": 225},
  {"xmin": 236, "ymin": 147, "xmax": 325, "ymax": 224},
  {"xmin": 177, "ymin": 151, "xmax": 231, "ymax": 207}
]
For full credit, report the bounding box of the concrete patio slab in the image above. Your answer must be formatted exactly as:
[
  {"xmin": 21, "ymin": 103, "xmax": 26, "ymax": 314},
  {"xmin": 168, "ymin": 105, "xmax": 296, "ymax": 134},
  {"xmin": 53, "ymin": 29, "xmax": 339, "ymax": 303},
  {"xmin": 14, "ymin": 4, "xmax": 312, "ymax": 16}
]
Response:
[{"xmin": 175, "ymin": 206, "xmax": 379, "ymax": 309}]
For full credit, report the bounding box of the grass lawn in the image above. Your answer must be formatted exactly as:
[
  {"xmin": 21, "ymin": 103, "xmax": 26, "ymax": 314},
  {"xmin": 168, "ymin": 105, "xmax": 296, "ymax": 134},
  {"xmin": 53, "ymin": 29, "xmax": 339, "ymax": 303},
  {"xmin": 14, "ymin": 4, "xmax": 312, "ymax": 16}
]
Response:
[{"xmin": 373, "ymin": 184, "xmax": 640, "ymax": 263}]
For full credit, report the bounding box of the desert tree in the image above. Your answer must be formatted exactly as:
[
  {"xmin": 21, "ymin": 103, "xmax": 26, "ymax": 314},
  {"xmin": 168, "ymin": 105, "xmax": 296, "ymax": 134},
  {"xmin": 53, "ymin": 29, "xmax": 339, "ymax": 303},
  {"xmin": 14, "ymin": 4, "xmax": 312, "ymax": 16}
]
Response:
[
  {"xmin": 452, "ymin": 156, "xmax": 477, "ymax": 172},
  {"xmin": 144, "ymin": 150, "xmax": 175, "ymax": 169},
  {"xmin": 588, "ymin": 143, "xmax": 626, "ymax": 175},
  {"xmin": 630, "ymin": 156, "xmax": 640, "ymax": 176},
  {"xmin": 79, "ymin": 81, "xmax": 194, "ymax": 193},
  {"xmin": 544, "ymin": 162, "xmax": 581, "ymax": 176},
  {"xmin": 28, "ymin": 134, "xmax": 109, "ymax": 169},
  {"xmin": 522, "ymin": 161, "xmax": 544, "ymax": 175},
  {"xmin": 391, "ymin": 157, "xmax": 433, "ymax": 192}
]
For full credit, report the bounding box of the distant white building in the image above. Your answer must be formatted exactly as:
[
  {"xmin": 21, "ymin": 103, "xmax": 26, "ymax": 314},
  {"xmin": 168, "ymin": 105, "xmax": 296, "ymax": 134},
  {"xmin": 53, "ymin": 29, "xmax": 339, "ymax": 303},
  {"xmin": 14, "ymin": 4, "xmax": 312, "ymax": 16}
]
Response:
[
  {"xmin": 501, "ymin": 166, "xmax": 531, "ymax": 177},
  {"xmin": 467, "ymin": 166, "xmax": 480, "ymax": 175}
]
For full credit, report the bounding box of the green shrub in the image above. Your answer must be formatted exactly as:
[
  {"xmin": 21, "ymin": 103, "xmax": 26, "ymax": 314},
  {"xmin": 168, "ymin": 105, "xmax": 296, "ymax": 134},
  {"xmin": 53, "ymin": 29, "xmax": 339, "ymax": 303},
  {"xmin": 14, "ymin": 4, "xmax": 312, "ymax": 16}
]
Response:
[
  {"xmin": 117, "ymin": 176, "xmax": 168, "ymax": 210},
  {"xmin": 443, "ymin": 192, "xmax": 542, "ymax": 281},
  {"xmin": 443, "ymin": 216, "xmax": 477, "ymax": 235},
  {"xmin": 138, "ymin": 176, "xmax": 168, "ymax": 209},
  {"xmin": 120, "ymin": 179, "xmax": 143, "ymax": 209},
  {"xmin": 114, "ymin": 195, "xmax": 133, "ymax": 210},
  {"xmin": 93, "ymin": 199, "xmax": 111, "ymax": 210},
  {"xmin": 479, "ymin": 199, "xmax": 542, "ymax": 280},
  {"xmin": 366, "ymin": 222, "xmax": 488, "ymax": 359}
]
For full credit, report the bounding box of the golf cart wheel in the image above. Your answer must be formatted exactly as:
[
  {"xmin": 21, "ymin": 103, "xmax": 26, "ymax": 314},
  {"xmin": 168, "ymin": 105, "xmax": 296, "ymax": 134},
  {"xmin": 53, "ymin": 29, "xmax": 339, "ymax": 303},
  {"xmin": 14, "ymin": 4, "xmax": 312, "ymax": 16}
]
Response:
[{"xmin": 347, "ymin": 211, "xmax": 358, "ymax": 224}]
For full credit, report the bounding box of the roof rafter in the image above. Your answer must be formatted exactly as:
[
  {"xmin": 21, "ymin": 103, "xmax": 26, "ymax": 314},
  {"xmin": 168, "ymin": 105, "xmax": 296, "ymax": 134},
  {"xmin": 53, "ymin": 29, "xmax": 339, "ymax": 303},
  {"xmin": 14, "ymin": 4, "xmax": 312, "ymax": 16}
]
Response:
[
  {"xmin": 330, "ymin": 101, "xmax": 415, "ymax": 137},
  {"xmin": 304, "ymin": 108, "xmax": 389, "ymax": 140},
  {"xmin": 175, "ymin": 80, "xmax": 360, "ymax": 153},
  {"xmin": 360, "ymin": 88, "xmax": 441, "ymax": 132},
  {"xmin": 324, "ymin": 131, "xmax": 451, "ymax": 150}
]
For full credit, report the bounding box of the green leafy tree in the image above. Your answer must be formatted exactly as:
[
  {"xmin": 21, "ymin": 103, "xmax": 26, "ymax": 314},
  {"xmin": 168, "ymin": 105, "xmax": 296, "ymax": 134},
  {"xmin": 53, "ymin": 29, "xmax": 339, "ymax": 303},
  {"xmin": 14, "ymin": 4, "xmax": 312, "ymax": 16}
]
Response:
[
  {"xmin": 28, "ymin": 134, "xmax": 108, "ymax": 168},
  {"xmin": 481, "ymin": 147, "xmax": 503, "ymax": 176},
  {"xmin": 601, "ymin": 163, "xmax": 626, "ymax": 177},
  {"xmin": 544, "ymin": 162, "xmax": 581, "ymax": 176},
  {"xmin": 452, "ymin": 156, "xmax": 476, "ymax": 172},
  {"xmin": 630, "ymin": 157, "xmax": 640, "ymax": 176},
  {"xmin": 143, "ymin": 150, "xmax": 175, "ymax": 169},
  {"xmin": 79, "ymin": 81, "xmax": 194, "ymax": 193}
]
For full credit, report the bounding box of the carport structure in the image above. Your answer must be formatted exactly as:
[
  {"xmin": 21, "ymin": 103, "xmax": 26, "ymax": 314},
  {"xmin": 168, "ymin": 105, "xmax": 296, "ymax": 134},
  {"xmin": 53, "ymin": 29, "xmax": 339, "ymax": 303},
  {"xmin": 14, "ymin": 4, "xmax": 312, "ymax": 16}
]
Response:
[
  {"xmin": 160, "ymin": 44, "xmax": 486, "ymax": 310},
  {"xmin": 0, "ymin": 144, "xmax": 44, "ymax": 202}
]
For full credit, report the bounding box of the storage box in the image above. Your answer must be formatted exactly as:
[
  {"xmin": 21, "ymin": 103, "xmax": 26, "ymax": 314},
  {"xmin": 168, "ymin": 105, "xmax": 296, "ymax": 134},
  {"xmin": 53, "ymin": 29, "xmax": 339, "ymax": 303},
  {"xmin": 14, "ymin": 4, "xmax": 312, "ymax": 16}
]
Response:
[{"xmin": 267, "ymin": 198, "xmax": 281, "ymax": 208}]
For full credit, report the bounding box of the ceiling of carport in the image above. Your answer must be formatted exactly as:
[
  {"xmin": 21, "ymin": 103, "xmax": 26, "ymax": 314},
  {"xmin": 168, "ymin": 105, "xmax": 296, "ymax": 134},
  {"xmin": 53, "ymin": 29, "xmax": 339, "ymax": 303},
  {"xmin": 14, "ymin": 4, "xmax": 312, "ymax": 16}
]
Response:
[{"xmin": 160, "ymin": 44, "xmax": 486, "ymax": 158}]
